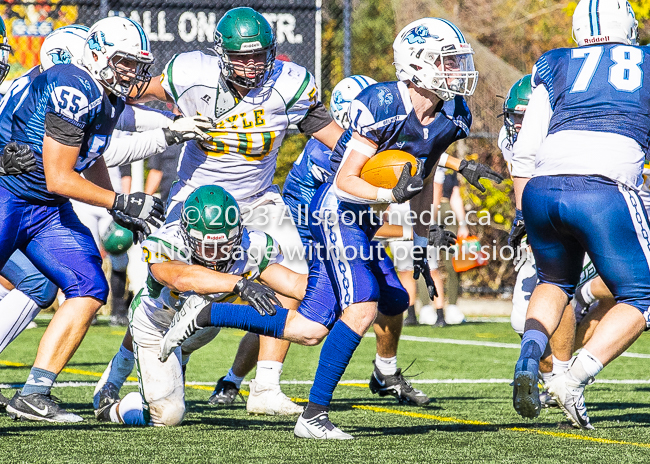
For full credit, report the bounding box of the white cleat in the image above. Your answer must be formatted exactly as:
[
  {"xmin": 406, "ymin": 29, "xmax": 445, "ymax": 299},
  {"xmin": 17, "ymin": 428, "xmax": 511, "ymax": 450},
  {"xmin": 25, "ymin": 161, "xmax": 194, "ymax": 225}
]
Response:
[
  {"xmin": 294, "ymin": 412, "xmax": 353, "ymax": 439},
  {"xmin": 547, "ymin": 373, "xmax": 594, "ymax": 430},
  {"xmin": 246, "ymin": 380, "xmax": 304, "ymax": 416},
  {"xmin": 159, "ymin": 294, "xmax": 210, "ymax": 363},
  {"xmin": 444, "ymin": 304, "xmax": 466, "ymax": 325}
]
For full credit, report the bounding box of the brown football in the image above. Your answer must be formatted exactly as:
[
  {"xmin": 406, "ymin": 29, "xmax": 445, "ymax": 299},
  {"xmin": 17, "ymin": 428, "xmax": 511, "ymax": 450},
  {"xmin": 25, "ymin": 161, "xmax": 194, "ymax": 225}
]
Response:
[{"xmin": 360, "ymin": 149, "xmax": 418, "ymax": 188}]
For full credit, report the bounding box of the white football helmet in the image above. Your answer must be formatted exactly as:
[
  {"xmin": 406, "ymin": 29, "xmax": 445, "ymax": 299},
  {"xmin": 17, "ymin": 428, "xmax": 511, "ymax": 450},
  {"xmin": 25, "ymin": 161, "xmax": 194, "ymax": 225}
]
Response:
[
  {"xmin": 572, "ymin": 0, "xmax": 638, "ymax": 46},
  {"xmin": 330, "ymin": 75, "xmax": 377, "ymax": 129},
  {"xmin": 393, "ymin": 18, "xmax": 478, "ymax": 101},
  {"xmin": 40, "ymin": 25, "xmax": 89, "ymax": 71},
  {"xmin": 81, "ymin": 17, "xmax": 154, "ymax": 98}
]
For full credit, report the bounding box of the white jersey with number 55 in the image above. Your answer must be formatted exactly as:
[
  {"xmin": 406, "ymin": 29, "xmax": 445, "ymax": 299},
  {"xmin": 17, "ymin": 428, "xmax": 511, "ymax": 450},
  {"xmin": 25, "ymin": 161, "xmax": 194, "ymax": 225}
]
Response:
[{"xmin": 160, "ymin": 51, "xmax": 318, "ymax": 203}]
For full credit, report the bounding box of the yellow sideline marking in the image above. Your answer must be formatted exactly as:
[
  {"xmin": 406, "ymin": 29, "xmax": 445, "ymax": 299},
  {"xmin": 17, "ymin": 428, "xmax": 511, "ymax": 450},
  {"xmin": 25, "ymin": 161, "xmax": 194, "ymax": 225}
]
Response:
[
  {"xmin": 353, "ymin": 405, "xmax": 491, "ymax": 426},
  {"xmin": 339, "ymin": 382, "xmax": 370, "ymax": 388},
  {"xmin": 355, "ymin": 405, "xmax": 650, "ymax": 449}
]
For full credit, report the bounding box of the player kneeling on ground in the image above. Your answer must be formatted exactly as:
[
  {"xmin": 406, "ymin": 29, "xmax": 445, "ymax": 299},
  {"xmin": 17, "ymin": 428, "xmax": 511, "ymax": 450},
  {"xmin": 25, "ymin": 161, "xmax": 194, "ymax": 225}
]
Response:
[{"xmin": 96, "ymin": 185, "xmax": 306, "ymax": 426}]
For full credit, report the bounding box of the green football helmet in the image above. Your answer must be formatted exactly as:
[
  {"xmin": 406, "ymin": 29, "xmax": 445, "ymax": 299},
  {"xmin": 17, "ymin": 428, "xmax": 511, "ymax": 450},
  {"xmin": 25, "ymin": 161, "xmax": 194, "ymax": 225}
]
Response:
[
  {"xmin": 181, "ymin": 185, "xmax": 243, "ymax": 272},
  {"xmin": 101, "ymin": 222, "xmax": 134, "ymax": 255},
  {"xmin": 501, "ymin": 74, "xmax": 532, "ymax": 146},
  {"xmin": 214, "ymin": 7, "xmax": 276, "ymax": 89},
  {"xmin": 0, "ymin": 17, "xmax": 11, "ymax": 84}
]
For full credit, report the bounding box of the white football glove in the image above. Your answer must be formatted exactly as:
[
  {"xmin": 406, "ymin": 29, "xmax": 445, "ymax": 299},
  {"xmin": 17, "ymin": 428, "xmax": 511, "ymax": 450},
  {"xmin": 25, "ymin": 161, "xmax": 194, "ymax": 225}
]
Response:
[{"xmin": 163, "ymin": 115, "xmax": 214, "ymax": 145}]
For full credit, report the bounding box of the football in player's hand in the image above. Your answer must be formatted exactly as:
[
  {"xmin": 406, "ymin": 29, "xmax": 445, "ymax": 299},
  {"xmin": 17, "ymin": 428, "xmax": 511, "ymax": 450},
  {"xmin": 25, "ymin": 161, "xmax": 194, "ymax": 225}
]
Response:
[{"xmin": 360, "ymin": 149, "xmax": 418, "ymax": 188}]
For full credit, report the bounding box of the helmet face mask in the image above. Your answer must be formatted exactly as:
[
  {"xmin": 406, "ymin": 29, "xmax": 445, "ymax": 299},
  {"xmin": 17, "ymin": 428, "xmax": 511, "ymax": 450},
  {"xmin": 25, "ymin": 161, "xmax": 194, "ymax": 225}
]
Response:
[
  {"xmin": 0, "ymin": 18, "xmax": 11, "ymax": 84},
  {"xmin": 214, "ymin": 7, "xmax": 276, "ymax": 89},
  {"xmin": 393, "ymin": 18, "xmax": 478, "ymax": 101},
  {"xmin": 330, "ymin": 75, "xmax": 378, "ymax": 129},
  {"xmin": 500, "ymin": 74, "xmax": 532, "ymax": 147},
  {"xmin": 82, "ymin": 18, "xmax": 154, "ymax": 99},
  {"xmin": 572, "ymin": 0, "xmax": 638, "ymax": 46},
  {"xmin": 180, "ymin": 186, "xmax": 243, "ymax": 273}
]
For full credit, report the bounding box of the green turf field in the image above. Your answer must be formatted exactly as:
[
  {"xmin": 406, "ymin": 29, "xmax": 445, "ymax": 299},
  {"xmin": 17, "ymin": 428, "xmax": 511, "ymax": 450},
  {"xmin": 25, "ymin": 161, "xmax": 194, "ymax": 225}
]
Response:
[{"xmin": 1, "ymin": 319, "xmax": 650, "ymax": 463}]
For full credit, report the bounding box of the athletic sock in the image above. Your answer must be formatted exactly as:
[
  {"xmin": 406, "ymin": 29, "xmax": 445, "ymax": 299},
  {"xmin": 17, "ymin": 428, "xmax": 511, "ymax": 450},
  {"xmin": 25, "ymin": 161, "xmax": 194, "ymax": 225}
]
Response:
[
  {"xmin": 106, "ymin": 345, "xmax": 135, "ymax": 390},
  {"xmin": 406, "ymin": 305, "xmax": 416, "ymax": 320},
  {"xmin": 516, "ymin": 330, "xmax": 548, "ymax": 374},
  {"xmin": 255, "ymin": 360, "xmax": 282, "ymax": 386},
  {"xmin": 115, "ymin": 391, "xmax": 146, "ymax": 426},
  {"xmin": 224, "ymin": 368, "xmax": 245, "ymax": 389},
  {"xmin": 436, "ymin": 308, "xmax": 445, "ymax": 322},
  {"xmin": 569, "ymin": 349, "xmax": 603, "ymax": 384},
  {"xmin": 540, "ymin": 371, "xmax": 554, "ymax": 384},
  {"xmin": 0, "ymin": 289, "xmax": 41, "ymax": 352},
  {"xmin": 303, "ymin": 401, "xmax": 329, "ymax": 420},
  {"xmin": 308, "ymin": 320, "xmax": 362, "ymax": 409},
  {"xmin": 205, "ymin": 302, "xmax": 288, "ymax": 338},
  {"xmin": 552, "ymin": 355, "xmax": 571, "ymax": 376},
  {"xmin": 22, "ymin": 367, "xmax": 57, "ymax": 396},
  {"xmin": 375, "ymin": 354, "xmax": 397, "ymax": 376}
]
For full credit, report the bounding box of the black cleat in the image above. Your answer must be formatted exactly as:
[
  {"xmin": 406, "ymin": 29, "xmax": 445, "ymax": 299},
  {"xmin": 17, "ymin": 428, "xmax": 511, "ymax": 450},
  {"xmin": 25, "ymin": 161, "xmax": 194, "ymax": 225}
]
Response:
[
  {"xmin": 94, "ymin": 382, "xmax": 120, "ymax": 421},
  {"xmin": 0, "ymin": 390, "xmax": 9, "ymax": 410},
  {"xmin": 208, "ymin": 376, "xmax": 243, "ymax": 406},
  {"xmin": 6, "ymin": 392, "xmax": 83, "ymax": 423},
  {"xmin": 369, "ymin": 362, "xmax": 430, "ymax": 406},
  {"xmin": 403, "ymin": 314, "xmax": 419, "ymax": 326}
]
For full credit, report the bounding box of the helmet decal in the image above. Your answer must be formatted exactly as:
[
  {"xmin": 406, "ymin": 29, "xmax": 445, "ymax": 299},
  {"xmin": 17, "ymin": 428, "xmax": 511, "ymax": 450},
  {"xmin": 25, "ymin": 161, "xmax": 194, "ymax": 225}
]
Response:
[
  {"xmin": 47, "ymin": 49, "xmax": 72, "ymax": 65},
  {"xmin": 404, "ymin": 26, "xmax": 438, "ymax": 44},
  {"xmin": 87, "ymin": 31, "xmax": 113, "ymax": 53}
]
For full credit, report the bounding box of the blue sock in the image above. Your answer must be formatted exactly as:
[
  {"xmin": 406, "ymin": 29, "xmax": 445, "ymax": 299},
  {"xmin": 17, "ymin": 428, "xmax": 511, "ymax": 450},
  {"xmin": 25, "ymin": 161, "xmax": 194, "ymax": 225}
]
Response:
[
  {"xmin": 516, "ymin": 330, "xmax": 548, "ymax": 373},
  {"xmin": 106, "ymin": 345, "xmax": 135, "ymax": 390},
  {"xmin": 22, "ymin": 367, "xmax": 57, "ymax": 396},
  {"xmin": 308, "ymin": 320, "xmax": 362, "ymax": 409},
  {"xmin": 209, "ymin": 302, "xmax": 287, "ymax": 338}
]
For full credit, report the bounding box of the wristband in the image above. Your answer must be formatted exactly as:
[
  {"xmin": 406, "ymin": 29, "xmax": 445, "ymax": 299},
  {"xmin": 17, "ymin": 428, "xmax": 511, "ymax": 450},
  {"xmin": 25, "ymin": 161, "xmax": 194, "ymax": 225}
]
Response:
[
  {"xmin": 413, "ymin": 232, "xmax": 428, "ymax": 248},
  {"xmin": 376, "ymin": 188, "xmax": 395, "ymax": 203},
  {"xmin": 438, "ymin": 152, "xmax": 449, "ymax": 167}
]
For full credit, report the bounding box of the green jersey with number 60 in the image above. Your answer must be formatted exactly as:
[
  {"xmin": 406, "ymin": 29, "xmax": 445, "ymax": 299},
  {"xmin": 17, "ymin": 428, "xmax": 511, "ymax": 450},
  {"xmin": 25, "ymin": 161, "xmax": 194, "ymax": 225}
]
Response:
[{"xmin": 160, "ymin": 52, "xmax": 318, "ymax": 203}]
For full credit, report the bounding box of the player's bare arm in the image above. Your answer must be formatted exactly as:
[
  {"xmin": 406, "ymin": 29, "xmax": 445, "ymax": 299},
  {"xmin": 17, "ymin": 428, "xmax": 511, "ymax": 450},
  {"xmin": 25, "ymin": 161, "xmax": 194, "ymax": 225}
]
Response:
[
  {"xmin": 131, "ymin": 74, "xmax": 174, "ymax": 104},
  {"xmin": 259, "ymin": 263, "xmax": 307, "ymax": 301},
  {"xmin": 42, "ymin": 136, "xmax": 116, "ymax": 208},
  {"xmin": 335, "ymin": 133, "xmax": 380, "ymax": 200},
  {"xmin": 312, "ymin": 120, "xmax": 344, "ymax": 150},
  {"xmin": 149, "ymin": 261, "xmax": 240, "ymax": 294}
]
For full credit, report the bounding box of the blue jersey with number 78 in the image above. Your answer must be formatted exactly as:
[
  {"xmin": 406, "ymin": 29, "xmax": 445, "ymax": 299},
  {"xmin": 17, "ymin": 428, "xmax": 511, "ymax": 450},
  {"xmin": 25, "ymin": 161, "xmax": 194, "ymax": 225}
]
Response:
[
  {"xmin": 0, "ymin": 63, "xmax": 124, "ymax": 204},
  {"xmin": 533, "ymin": 43, "xmax": 650, "ymax": 151}
]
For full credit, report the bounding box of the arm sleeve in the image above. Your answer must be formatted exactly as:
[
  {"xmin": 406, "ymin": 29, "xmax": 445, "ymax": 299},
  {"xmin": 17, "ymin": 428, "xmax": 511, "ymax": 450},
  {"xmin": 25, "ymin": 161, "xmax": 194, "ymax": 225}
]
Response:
[
  {"xmin": 297, "ymin": 102, "xmax": 333, "ymax": 135},
  {"xmin": 434, "ymin": 166, "xmax": 446, "ymax": 185},
  {"xmin": 44, "ymin": 112, "xmax": 84, "ymax": 147},
  {"xmin": 102, "ymin": 129, "xmax": 169, "ymax": 168},
  {"xmin": 284, "ymin": 65, "xmax": 319, "ymax": 125},
  {"xmin": 115, "ymin": 104, "xmax": 174, "ymax": 132},
  {"xmin": 511, "ymin": 84, "xmax": 553, "ymax": 178}
]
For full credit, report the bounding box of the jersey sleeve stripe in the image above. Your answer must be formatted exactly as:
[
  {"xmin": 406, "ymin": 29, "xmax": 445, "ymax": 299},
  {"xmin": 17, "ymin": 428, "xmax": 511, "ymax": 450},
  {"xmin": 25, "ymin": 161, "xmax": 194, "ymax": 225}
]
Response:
[
  {"xmin": 166, "ymin": 55, "xmax": 180, "ymax": 102},
  {"xmin": 258, "ymin": 234, "xmax": 275, "ymax": 273},
  {"xmin": 286, "ymin": 71, "xmax": 312, "ymax": 111}
]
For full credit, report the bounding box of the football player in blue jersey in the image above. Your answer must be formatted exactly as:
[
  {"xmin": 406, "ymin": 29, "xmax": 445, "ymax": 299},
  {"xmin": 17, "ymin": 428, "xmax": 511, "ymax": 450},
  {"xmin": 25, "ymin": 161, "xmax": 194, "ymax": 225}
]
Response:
[
  {"xmin": 0, "ymin": 17, "xmax": 163, "ymax": 423},
  {"xmin": 158, "ymin": 17, "xmax": 503, "ymax": 439},
  {"xmin": 511, "ymin": 0, "xmax": 650, "ymax": 430}
]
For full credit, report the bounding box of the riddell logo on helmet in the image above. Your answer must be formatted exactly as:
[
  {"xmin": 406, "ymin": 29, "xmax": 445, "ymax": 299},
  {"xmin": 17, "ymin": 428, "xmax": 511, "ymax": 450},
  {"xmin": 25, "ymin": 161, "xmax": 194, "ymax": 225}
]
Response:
[
  {"xmin": 240, "ymin": 41, "xmax": 262, "ymax": 51},
  {"xmin": 584, "ymin": 36, "xmax": 610, "ymax": 44},
  {"xmin": 205, "ymin": 233, "xmax": 227, "ymax": 241}
]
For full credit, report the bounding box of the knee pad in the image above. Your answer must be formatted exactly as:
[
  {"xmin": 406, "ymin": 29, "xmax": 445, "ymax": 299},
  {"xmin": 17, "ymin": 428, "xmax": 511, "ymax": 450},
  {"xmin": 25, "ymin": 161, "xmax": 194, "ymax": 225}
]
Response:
[{"xmin": 151, "ymin": 400, "xmax": 185, "ymax": 427}]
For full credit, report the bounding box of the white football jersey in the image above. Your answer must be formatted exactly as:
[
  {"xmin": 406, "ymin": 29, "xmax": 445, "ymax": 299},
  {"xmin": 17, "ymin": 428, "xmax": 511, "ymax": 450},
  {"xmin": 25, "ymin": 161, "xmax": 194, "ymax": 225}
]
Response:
[
  {"xmin": 160, "ymin": 51, "xmax": 318, "ymax": 203},
  {"xmin": 137, "ymin": 220, "xmax": 283, "ymax": 330}
]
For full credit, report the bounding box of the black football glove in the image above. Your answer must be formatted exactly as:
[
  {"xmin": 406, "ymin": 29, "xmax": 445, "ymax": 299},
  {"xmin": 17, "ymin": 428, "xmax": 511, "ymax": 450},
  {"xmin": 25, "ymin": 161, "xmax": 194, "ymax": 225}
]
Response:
[
  {"xmin": 234, "ymin": 277, "xmax": 283, "ymax": 316},
  {"xmin": 163, "ymin": 115, "xmax": 214, "ymax": 145},
  {"xmin": 110, "ymin": 210, "xmax": 150, "ymax": 244},
  {"xmin": 112, "ymin": 192, "xmax": 165, "ymax": 230},
  {"xmin": 428, "ymin": 224, "xmax": 457, "ymax": 248},
  {"xmin": 392, "ymin": 159, "xmax": 425, "ymax": 203},
  {"xmin": 412, "ymin": 246, "xmax": 438, "ymax": 299},
  {"xmin": 458, "ymin": 159, "xmax": 504, "ymax": 193},
  {"xmin": 0, "ymin": 142, "xmax": 37, "ymax": 176},
  {"xmin": 508, "ymin": 209, "xmax": 526, "ymax": 250}
]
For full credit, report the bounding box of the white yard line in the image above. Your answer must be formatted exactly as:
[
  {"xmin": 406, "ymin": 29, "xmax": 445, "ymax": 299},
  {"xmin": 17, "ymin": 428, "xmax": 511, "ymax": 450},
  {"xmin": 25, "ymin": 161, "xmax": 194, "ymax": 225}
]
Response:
[{"xmin": 364, "ymin": 333, "xmax": 650, "ymax": 359}]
